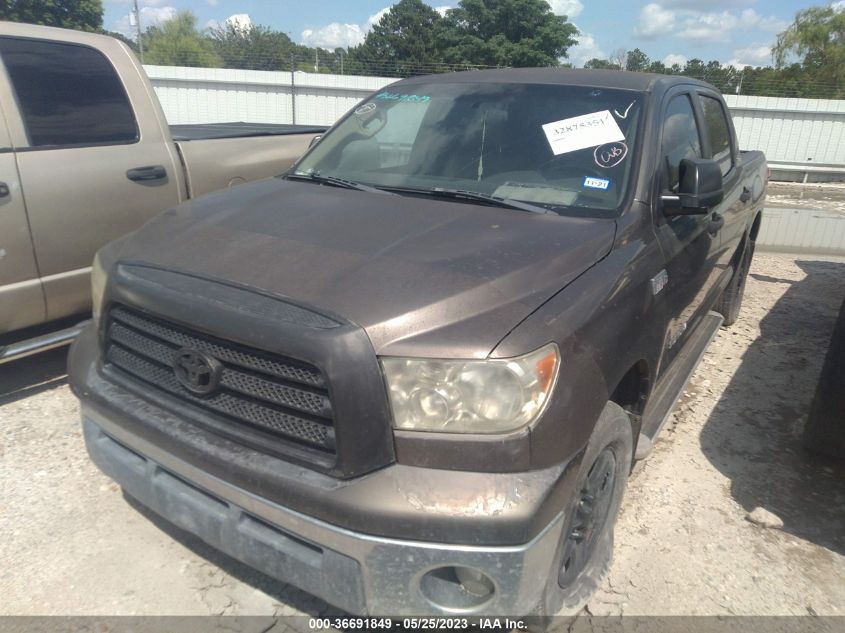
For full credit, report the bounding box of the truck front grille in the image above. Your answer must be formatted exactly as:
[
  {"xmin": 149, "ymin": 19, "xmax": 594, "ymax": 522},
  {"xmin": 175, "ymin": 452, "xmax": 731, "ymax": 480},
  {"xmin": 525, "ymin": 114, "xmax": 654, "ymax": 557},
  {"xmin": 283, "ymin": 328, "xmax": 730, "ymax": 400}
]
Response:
[{"xmin": 103, "ymin": 305, "xmax": 336, "ymax": 455}]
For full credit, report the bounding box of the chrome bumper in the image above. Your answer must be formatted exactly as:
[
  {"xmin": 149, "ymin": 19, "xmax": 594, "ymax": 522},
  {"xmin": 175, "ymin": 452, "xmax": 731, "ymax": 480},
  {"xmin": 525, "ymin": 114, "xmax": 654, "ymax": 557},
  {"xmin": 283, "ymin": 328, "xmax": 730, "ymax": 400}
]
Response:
[{"xmin": 82, "ymin": 408, "xmax": 565, "ymax": 616}]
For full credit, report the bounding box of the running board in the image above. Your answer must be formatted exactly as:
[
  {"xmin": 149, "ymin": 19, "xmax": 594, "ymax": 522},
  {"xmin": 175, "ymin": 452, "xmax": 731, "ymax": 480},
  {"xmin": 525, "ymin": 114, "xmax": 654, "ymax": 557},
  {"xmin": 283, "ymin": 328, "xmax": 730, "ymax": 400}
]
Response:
[
  {"xmin": 0, "ymin": 321, "xmax": 88, "ymax": 365},
  {"xmin": 636, "ymin": 311, "xmax": 723, "ymax": 460}
]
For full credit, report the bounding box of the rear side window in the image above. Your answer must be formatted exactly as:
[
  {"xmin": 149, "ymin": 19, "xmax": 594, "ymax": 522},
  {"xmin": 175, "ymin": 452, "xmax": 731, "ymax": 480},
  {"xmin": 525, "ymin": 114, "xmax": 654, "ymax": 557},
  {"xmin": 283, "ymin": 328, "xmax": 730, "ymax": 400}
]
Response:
[
  {"xmin": 660, "ymin": 94, "xmax": 702, "ymax": 191},
  {"xmin": 700, "ymin": 95, "xmax": 733, "ymax": 176},
  {"xmin": 0, "ymin": 37, "xmax": 137, "ymax": 148}
]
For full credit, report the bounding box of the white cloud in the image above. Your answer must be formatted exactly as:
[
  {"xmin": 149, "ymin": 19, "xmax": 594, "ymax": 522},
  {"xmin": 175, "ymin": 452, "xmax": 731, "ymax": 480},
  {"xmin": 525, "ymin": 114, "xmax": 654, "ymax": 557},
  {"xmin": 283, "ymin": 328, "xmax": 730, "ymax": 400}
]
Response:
[
  {"xmin": 366, "ymin": 7, "xmax": 390, "ymax": 29},
  {"xmin": 225, "ymin": 13, "xmax": 252, "ymax": 32},
  {"xmin": 634, "ymin": 3, "xmax": 676, "ymax": 38},
  {"xmin": 835, "ymin": 1, "xmax": 845, "ymax": 13},
  {"xmin": 634, "ymin": 3, "xmax": 787, "ymax": 46},
  {"xmin": 434, "ymin": 5, "xmax": 452, "ymax": 17},
  {"xmin": 548, "ymin": 0, "xmax": 583, "ymax": 18},
  {"xmin": 301, "ymin": 6, "xmax": 390, "ymax": 50},
  {"xmin": 677, "ymin": 10, "xmax": 737, "ymax": 41},
  {"xmin": 112, "ymin": 5, "xmax": 176, "ymax": 39},
  {"xmin": 728, "ymin": 44, "xmax": 773, "ymax": 68},
  {"xmin": 207, "ymin": 0, "xmax": 219, "ymax": 5},
  {"xmin": 663, "ymin": 53, "xmax": 688, "ymax": 67},
  {"xmin": 739, "ymin": 9, "xmax": 788, "ymax": 33},
  {"xmin": 301, "ymin": 23, "xmax": 365, "ymax": 49},
  {"xmin": 567, "ymin": 30, "xmax": 604, "ymax": 67}
]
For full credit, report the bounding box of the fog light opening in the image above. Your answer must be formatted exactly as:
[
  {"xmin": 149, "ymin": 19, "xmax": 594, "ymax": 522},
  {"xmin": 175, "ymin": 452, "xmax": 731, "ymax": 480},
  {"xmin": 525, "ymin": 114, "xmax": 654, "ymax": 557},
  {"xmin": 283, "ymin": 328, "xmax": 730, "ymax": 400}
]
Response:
[
  {"xmin": 455, "ymin": 566, "xmax": 495, "ymax": 598},
  {"xmin": 419, "ymin": 566, "xmax": 496, "ymax": 611}
]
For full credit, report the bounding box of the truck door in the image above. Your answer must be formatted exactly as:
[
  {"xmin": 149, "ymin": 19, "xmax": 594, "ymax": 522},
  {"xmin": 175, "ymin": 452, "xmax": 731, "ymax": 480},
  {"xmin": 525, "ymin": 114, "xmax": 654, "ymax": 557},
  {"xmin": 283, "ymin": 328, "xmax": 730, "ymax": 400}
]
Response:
[
  {"xmin": 695, "ymin": 92, "xmax": 745, "ymax": 283},
  {"xmin": 0, "ymin": 100, "xmax": 45, "ymax": 334},
  {"xmin": 652, "ymin": 91, "xmax": 724, "ymax": 371},
  {"xmin": 0, "ymin": 36, "xmax": 181, "ymax": 322}
]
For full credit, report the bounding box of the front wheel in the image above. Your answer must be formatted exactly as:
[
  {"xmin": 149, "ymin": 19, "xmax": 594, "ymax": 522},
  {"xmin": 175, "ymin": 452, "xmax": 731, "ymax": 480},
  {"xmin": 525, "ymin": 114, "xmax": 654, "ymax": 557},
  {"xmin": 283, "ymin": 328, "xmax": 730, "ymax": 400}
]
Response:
[{"xmin": 533, "ymin": 402, "xmax": 633, "ymax": 621}]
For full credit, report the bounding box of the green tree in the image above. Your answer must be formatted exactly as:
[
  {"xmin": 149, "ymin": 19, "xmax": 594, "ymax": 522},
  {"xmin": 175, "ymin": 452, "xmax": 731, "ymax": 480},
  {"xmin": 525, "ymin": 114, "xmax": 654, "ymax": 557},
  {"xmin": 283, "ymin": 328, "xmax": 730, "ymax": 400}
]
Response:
[
  {"xmin": 774, "ymin": 5, "xmax": 845, "ymax": 90},
  {"xmin": 348, "ymin": 0, "xmax": 444, "ymax": 75},
  {"xmin": 210, "ymin": 21, "xmax": 295, "ymax": 71},
  {"xmin": 0, "ymin": 0, "xmax": 102, "ymax": 31},
  {"xmin": 142, "ymin": 11, "xmax": 221, "ymax": 68},
  {"xmin": 438, "ymin": 0, "xmax": 578, "ymax": 67},
  {"xmin": 584, "ymin": 58, "xmax": 620, "ymax": 70},
  {"xmin": 625, "ymin": 48, "xmax": 650, "ymax": 72}
]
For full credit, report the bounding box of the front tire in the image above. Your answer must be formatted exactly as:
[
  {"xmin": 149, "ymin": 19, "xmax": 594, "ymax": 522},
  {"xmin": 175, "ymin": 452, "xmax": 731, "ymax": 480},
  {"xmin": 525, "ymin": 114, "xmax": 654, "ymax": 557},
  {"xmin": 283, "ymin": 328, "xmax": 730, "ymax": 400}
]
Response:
[{"xmin": 534, "ymin": 402, "xmax": 633, "ymax": 621}]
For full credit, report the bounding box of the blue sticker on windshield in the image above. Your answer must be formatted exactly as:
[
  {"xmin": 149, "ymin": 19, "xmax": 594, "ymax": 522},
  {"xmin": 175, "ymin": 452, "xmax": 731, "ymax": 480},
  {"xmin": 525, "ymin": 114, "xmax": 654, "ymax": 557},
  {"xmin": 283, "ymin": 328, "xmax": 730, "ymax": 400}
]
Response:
[
  {"xmin": 374, "ymin": 91, "xmax": 430, "ymax": 103},
  {"xmin": 583, "ymin": 176, "xmax": 611, "ymax": 190}
]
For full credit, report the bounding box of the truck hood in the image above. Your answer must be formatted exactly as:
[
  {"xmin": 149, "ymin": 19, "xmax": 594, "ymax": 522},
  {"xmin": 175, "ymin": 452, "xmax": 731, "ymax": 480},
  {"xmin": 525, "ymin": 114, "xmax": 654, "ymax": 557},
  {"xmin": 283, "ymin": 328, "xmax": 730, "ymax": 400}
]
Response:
[{"xmin": 117, "ymin": 178, "xmax": 615, "ymax": 358}]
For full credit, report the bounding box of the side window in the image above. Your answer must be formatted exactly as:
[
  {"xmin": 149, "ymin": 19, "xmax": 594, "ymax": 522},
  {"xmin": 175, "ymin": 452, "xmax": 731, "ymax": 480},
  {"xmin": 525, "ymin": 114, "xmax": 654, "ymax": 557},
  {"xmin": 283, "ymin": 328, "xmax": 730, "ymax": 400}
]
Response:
[
  {"xmin": 0, "ymin": 37, "xmax": 137, "ymax": 148},
  {"xmin": 700, "ymin": 95, "xmax": 733, "ymax": 176},
  {"xmin": 660, "ymin": 94, "xmax": 702, "ymax": 192}
]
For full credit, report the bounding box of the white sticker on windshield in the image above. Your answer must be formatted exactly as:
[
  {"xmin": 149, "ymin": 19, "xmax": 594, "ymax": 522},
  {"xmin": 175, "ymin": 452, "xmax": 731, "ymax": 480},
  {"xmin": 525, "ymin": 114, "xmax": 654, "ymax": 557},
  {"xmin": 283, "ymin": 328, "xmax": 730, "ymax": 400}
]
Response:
[{"xmin": 542, "ymin": 110, "xmax": 625, "ymax": 156}]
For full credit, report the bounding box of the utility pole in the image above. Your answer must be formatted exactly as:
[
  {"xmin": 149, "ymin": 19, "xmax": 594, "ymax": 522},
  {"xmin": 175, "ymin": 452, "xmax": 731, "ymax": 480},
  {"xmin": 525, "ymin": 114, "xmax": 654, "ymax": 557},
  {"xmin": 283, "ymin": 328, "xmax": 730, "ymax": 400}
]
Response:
[
  {"xmin": 290, "ymin": 51, "xmax": 297, "ymax": 125},
  {"xmin": 133, "ymin": 0, "xmax": 144, "ymax": 63},
  {"xmin": 340, "ymin": 49, "xmax": 344, "ymax": 75}
]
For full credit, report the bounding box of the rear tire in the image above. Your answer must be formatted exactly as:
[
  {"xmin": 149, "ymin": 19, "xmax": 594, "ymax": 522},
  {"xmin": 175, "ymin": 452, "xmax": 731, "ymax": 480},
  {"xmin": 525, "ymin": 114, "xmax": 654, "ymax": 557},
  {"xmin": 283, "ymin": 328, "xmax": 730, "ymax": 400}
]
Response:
[
  {"xmin": 531, "ymin": 402, "xmax": 633, "ymax": 624},
  {"xmin": 715, "ymin": 236, "xmax": 755, "ymax": 327}
]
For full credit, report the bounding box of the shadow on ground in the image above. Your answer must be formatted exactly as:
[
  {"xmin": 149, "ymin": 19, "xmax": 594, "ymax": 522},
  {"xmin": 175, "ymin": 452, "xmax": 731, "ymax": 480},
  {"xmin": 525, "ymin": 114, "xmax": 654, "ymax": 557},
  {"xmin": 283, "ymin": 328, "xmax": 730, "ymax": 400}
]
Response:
[
  {"xmin": 0, "ymin": 346, "xmax": 69, "ymax": 404},
  {"xmin": 701, "ymin": 260, "xmax": 845, "ymax": 556}
]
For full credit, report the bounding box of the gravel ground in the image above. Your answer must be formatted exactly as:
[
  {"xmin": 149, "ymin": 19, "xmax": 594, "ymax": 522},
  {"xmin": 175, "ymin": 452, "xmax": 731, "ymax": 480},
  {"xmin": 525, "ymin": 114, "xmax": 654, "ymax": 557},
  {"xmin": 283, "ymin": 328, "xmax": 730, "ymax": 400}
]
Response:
[{"xmin": 1, "ymin": 253, "xmax": 844, "ymax": 620}]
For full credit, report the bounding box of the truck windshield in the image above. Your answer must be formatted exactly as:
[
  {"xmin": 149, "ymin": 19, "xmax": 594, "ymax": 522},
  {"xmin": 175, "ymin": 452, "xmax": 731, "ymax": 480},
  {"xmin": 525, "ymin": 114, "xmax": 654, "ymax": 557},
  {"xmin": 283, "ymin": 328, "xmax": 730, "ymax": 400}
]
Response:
[{"xmin": 293, "ymin": 82, "xmax": 643, "ymax": 216}]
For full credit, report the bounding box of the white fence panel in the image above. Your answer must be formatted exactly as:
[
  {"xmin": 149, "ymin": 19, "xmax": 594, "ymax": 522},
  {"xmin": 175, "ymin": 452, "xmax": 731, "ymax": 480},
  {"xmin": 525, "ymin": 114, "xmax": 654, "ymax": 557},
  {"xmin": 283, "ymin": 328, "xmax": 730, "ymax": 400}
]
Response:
[
  {"xmin": 758, "ymin": 208, "xmax": 845, "ymax": 256},
  {"xmin": 724, "ymin": 95, "xmax": 845, "ymax": 166},
  {"xmin": 145, "ymin": 66, "xmax": 845, "ymax": 171},
  {"xmin": 145, "ymin": 65, "xmax": 393, "ymax": 126}
]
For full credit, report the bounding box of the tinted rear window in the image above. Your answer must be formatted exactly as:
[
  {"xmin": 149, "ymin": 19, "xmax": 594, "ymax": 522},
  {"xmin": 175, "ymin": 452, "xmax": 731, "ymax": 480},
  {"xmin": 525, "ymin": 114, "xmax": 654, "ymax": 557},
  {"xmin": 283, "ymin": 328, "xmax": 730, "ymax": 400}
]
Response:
[
  {"xmin": 0, "ymin": 37, "xmax": 137, "ymax": 148},
  {"xmin": 700, "ymin": 95, "xmax": 733, "ymax": 176}
]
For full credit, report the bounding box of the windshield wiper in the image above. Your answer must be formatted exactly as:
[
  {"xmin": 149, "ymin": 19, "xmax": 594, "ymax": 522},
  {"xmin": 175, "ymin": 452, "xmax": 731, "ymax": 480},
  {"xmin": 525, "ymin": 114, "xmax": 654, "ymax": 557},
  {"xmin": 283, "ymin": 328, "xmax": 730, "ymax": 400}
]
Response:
[
  {"xmin": 396, "ymin": 187, "xmax": 550, "ymax": 215},
  {"xmin": 285, "ymin": 172, "xmax": 393, "ymax": 195}
]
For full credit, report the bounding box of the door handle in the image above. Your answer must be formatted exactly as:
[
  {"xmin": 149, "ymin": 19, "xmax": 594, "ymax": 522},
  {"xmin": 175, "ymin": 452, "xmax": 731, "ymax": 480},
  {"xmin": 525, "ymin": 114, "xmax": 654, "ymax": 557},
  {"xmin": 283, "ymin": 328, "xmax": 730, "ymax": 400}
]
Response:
[
  {"xmin": 708, "ymin": 212, "xmax": 724, "ymax": 236},
  {"xmin": 740, "ymin": 186, "xmax": 752, "ymax": 203},
  {"xmin": 126, "ymin": 165, "xmax": 167, "ymax": 182},
  {"xmin": 0, "ymin": 182, "xmax": 8, "ymax": 197}
]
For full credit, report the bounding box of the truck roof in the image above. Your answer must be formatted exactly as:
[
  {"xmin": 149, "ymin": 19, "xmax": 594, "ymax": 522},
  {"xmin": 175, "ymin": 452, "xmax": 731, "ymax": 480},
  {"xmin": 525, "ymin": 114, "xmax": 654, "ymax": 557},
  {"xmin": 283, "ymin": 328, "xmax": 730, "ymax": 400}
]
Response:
[
  {"xmin": 0, "ymin": 20, "xmax": 121, "ymax": 47},
  {"xmin": 397, "ymin": 68, "xmax": 717, "ymax": 94}
]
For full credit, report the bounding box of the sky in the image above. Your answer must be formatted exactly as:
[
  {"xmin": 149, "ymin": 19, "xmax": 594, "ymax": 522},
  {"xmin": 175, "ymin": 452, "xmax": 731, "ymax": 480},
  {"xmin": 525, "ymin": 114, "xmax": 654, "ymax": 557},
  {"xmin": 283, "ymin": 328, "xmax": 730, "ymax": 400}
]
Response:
[{"xmin": 104, "ymin": 0, "xmax": 834, "ymax": 69}]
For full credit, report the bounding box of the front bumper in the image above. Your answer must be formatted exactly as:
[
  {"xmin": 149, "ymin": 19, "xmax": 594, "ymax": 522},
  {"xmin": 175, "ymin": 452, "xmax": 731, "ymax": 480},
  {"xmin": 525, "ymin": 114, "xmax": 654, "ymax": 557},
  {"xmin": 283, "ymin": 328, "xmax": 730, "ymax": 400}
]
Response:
[
  {"xmin": 82, "ymin": 410, "xmax": 564, "ymax": 615},
  {"xmin": 70, "ymin": 319, "xmax": 579, "ymax": 616}
]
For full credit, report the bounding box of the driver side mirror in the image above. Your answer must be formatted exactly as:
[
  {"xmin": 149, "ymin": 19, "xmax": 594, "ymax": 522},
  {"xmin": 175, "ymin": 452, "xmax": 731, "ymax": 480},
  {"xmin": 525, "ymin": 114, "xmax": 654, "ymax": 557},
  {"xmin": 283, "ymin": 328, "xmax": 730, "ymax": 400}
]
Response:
[{"xmin": 662, "ymin": 157, "xmax": 724, "ymax": 215}]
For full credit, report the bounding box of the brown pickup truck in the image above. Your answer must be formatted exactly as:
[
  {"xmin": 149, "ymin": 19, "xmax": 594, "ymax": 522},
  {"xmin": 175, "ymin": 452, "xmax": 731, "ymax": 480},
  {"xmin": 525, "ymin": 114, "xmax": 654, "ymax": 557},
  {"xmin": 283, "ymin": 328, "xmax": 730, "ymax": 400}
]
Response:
[
  {"xmin": 70, "ymin": 69, "xmax": 766, "ymax": 619},
  {"xmin": 0, "ymin": 22, "xmax": 323, "ymax": 362}
]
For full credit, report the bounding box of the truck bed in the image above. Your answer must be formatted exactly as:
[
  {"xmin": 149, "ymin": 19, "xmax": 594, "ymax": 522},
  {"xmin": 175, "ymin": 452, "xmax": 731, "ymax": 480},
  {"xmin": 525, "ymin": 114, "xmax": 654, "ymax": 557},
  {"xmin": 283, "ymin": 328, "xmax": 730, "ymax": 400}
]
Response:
[{"xmin": 170, "ymin": 122, "xmax": 327, "ymax": 142}]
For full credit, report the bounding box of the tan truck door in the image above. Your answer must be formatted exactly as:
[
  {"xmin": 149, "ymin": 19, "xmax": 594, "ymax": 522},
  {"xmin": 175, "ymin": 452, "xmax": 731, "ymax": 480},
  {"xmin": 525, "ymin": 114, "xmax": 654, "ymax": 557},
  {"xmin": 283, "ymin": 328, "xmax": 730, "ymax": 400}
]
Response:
[
  {"xmin": 0, "ymin": 34, "xmax": 182, "ymax": 322},
  {"xmin": 0, "ymin": 98, "xmax": 45, "ymax": 334}
]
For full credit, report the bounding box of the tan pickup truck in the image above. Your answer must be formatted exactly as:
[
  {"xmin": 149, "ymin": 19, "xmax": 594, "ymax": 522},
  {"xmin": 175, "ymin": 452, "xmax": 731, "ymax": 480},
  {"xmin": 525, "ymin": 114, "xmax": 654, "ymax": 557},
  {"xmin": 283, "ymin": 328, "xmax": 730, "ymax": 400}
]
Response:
[{"xmin": 0, "ymin": 22, "xmax": 324, "ymax": 362}]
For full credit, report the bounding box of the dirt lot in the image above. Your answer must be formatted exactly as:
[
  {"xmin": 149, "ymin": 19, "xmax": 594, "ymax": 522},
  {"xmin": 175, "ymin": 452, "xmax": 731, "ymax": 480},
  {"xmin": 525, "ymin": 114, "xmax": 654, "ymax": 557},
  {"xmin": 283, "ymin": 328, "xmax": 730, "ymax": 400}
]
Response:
[{"xmin": 1, "ymin": 253, "xmax": 844, "ymax": 620}]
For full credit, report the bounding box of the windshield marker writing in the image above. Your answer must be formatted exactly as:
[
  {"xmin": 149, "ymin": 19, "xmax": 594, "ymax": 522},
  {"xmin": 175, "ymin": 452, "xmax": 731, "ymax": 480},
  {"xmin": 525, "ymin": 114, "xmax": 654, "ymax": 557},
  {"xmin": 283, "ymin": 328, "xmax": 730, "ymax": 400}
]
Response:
[{"xmin": 594, "ymin": 142, "xmax": 628, "ymax": 168}]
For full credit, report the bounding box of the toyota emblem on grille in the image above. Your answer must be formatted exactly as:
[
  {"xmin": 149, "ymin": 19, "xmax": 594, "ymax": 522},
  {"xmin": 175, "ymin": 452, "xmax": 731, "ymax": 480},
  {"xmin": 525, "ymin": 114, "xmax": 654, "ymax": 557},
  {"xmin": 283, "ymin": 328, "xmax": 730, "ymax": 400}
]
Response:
[{"xmin": 172, "ymin": 348, "xmax": 223, "ymax": 395}]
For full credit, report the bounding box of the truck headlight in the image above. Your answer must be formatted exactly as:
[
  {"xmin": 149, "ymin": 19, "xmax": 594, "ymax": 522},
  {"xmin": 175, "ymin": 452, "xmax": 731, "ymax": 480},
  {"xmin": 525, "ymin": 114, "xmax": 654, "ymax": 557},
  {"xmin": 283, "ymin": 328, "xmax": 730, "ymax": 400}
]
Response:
[
  {"xmin": 381, "ymin": 343, "xmax": 559, "ymax": 434},
  {"xmin": 91, "ymin": 251, "xmax": 107, "ymax": 323}
]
